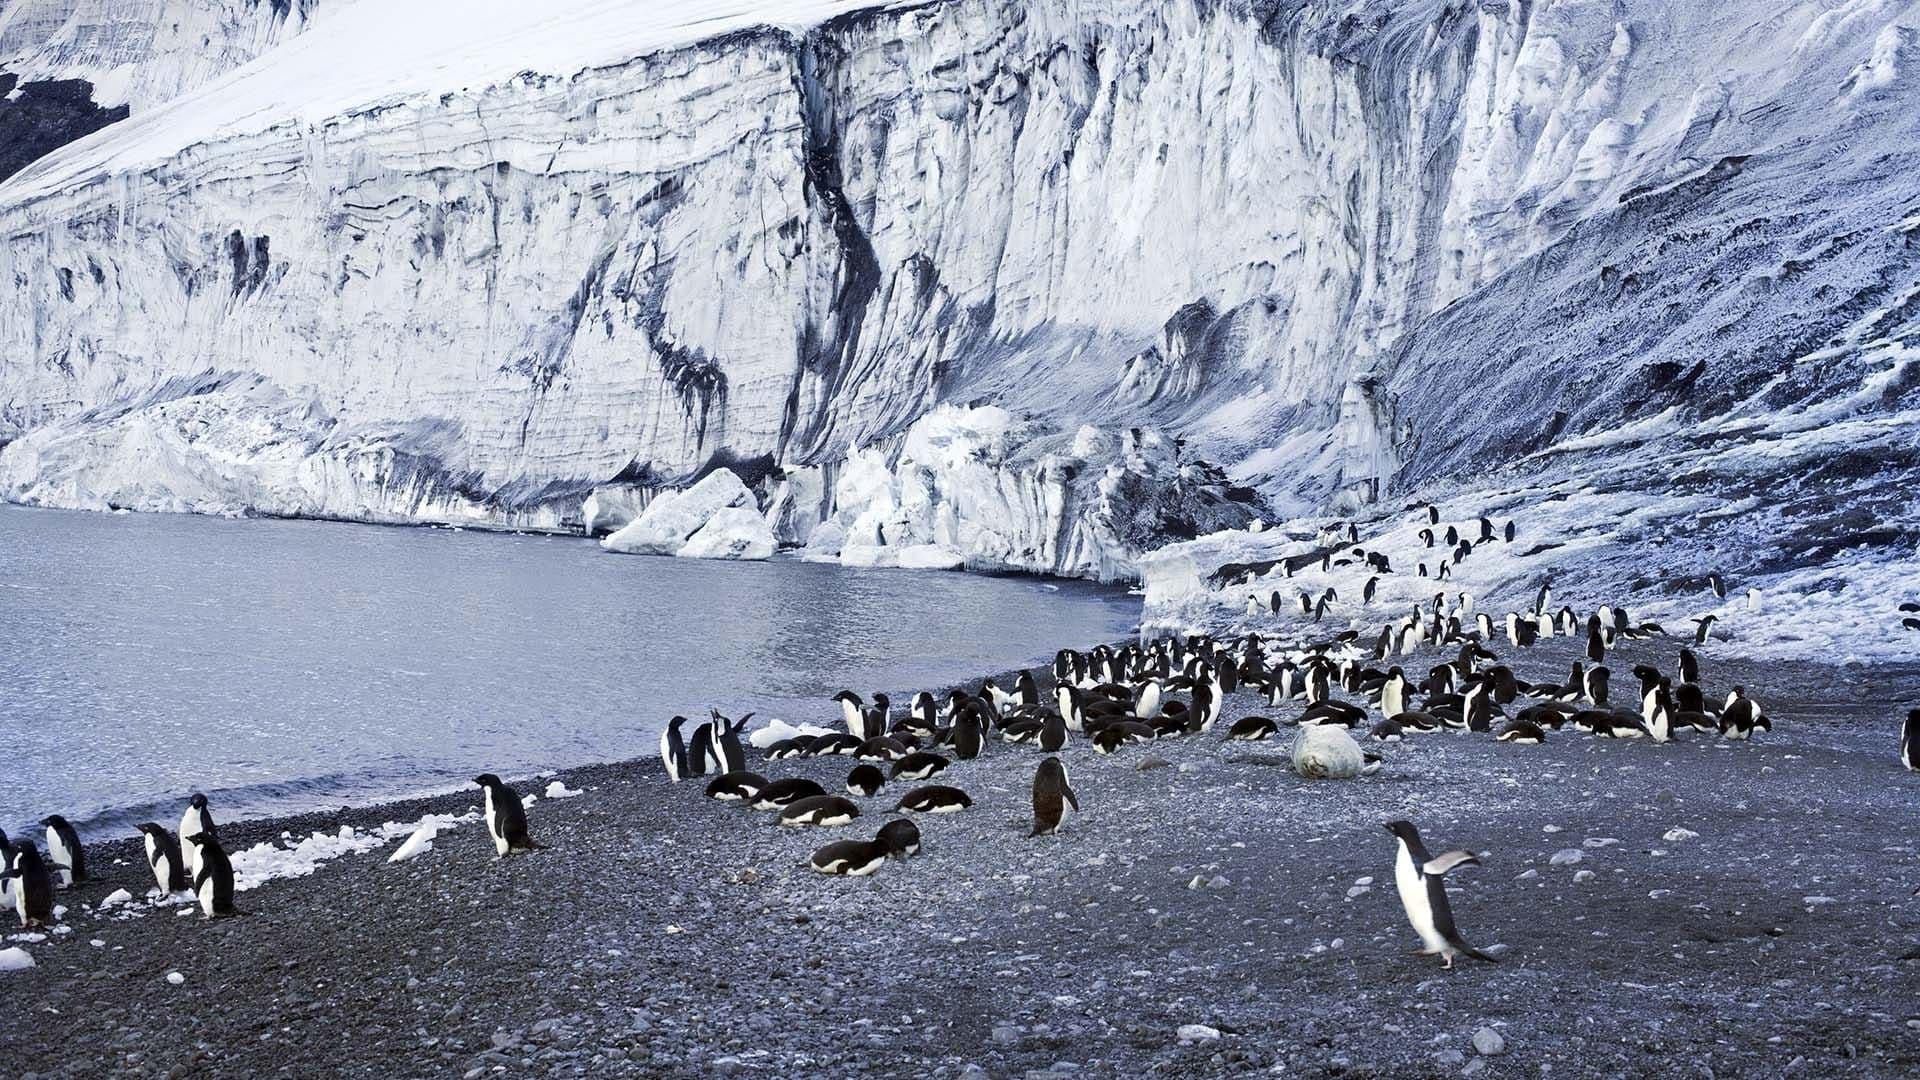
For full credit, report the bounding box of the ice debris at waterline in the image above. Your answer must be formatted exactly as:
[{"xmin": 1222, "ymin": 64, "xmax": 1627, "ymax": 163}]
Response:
[{"xmin": 600, "ymin": 469, "xmax": 774, "ymax": 561}]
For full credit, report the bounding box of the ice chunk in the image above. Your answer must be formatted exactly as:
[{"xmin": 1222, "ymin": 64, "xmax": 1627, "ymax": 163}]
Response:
[
  {"xmin": 602, "ymin": 469, "xmax": 753, "ymax": 555},
  {"xmin": 0, "ymin": 947, "xmax": 34, "ymax": 972},
  {"xmin": 675, "ymin": 505, "xmax": 775, "ymax": 561}
]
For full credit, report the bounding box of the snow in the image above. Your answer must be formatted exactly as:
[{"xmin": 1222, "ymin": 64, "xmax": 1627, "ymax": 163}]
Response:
[
  {"xmin": 748, "ymin": 718, "xmax": 834, "ymax": 749},
  {"xmin": 0, "ymin": 946, "xmax": 33, "ymax": 972},
  {"xmin": 96, "ymin": 888, "xmax": 134, "ymax": 910},
  {"xmin": 234, "ymin": 810, "xmax": 480, "ymax": 888},
  {"xmin": 542, "ymin": 780, "xmax": 584, "ymax": 800},
  {"xmin": 0, "ymin": 0, "xmax": 899, "ymax": 205}
]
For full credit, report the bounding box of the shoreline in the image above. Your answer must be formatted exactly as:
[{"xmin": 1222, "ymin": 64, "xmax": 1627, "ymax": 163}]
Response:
[{"xmin": 5, "ymin": 634, "xmax": 1919, "ymax": 1077}]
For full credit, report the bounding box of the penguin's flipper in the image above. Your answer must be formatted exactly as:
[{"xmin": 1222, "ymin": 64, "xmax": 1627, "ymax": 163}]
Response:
[
  {"xmin": 1423, "ymin": 850, "xmax": 1481, "ymax": 876},
  {"xmin": 1063, "ymin": 785, "xmax": 1080, "ymax": 812},
  {"xmin": 1456, "ymin": 940, "xmax": 1499, "ymax": 963}
]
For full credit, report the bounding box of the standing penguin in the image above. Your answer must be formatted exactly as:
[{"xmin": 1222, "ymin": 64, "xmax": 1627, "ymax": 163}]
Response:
[
  {"xmin": 9, "ymin": 842, "xmax": 56, "ymax": 928},
  {"xmin": 473, "ymin": 773, "xmax": 536, "ymax": 857},
  {"xmin": 1030, "ymin": 757, "xmax": 1080, "ymax": 837},
  {"xmin": 41, "ymin": 815, "xmax": 84, "ymax": 888},
  {"xmin": 952, "ymin": 716, "xmax": 985, "ymax": 761},
  {"xmin": 683, "ymin": 721, "xmax": 717, "ymax": 779},
  {"xmin": 137, "ymin": 823, "xmax": 189, "ymax": 895},
  {"xmin": 180, "ymin": 794, "xmax": 215, "ymax": 883},
  {"xmin": 1039, "ymin": 710, "xmax": 1068, "ymax": 752},
  {"xmin": 711, "ymin": 710, "xmax": 750, "ymax": 773},
  {"xmin": 1382, "ymin": 821, "xmax": 1497, "ymax": 969},
  {"xmin": 1692, "ymin": 615, "xmax": 1718, "ymax": 644},
  {"xmin": 1903, "ymin": 709, "xmax": 1920, "ymax": 771},
  {"xmin": 186, "ymin": 832, "xmax": 237, "ymax": 919},
  {"xmin": 660, "ymin": 716, "xmax": 692, "ymax": 782}
]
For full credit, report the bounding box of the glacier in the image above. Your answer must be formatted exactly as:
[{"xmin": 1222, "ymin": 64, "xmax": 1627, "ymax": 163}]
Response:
[{"xmin": 0, "ymin": 0, "xmax": 1916, "ymax": 624}]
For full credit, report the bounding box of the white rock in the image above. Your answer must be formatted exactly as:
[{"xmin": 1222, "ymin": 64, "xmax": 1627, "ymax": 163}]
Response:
[
  {"xmin": 1549, "ymin": 849, "xmax": 1585, "ymax": 866},
  {"xmin": 0, "ymin": 947, "xmax": 34, "ymax": 972},
  {"xmin": 675, "ymin": 505, "xmax": 775, "ymax": 561},
  {"xmin": 1473, "ymin": 1027, "xmax": 1506, "ymax": 1055},
  {"xmin": 1292, "ymin": 725, "xmax": 1366, "ymax": 779},
  {"xmin": 98, "ymin": 888, "xmax": 134, "ymax": 910},
  {"xmin": 542, "ymin": 780, "xmax": 584, "ymax": 799},
  {"xmin": 166, "ymin": 971, "xmax": 185, "ymax": 985},
  {"xmin": 1663, "ymin": 827, "xmax": 1700, "ymax": 842},
  {"xmin": 1177, "ymin": 1024, "xmax": 1221, "ymax": 1044},
  {"xmin": 387, "ymin": 824, "xmax": 438, "ymax": 863}
]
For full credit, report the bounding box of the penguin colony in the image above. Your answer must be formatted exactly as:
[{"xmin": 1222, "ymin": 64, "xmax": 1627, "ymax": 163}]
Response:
[{"xmin": 6, "ymin": 502, "xmax": 1913, "ymax": 977}]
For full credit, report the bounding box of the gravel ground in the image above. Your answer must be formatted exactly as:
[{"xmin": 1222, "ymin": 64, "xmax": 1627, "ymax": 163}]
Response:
[{"xmin": 4, "ymin": 634, "xmax": 1919, "ymax": 1079}]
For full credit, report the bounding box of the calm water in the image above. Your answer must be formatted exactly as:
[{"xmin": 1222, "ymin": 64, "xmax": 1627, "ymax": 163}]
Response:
[{"xmin": 0, "ymin": 505, "xmax": 1136, "ymax": 838}]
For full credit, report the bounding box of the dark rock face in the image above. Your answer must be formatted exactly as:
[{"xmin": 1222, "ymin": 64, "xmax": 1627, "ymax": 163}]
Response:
[{"xmin": 0, "ymin": 76, "xmax": 129, "ymax": 184}]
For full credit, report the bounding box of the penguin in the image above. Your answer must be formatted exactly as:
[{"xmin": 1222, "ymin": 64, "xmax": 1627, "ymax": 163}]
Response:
[
  {"xmin": 1503, "ymin": 520, "xmax": 1516, "ymax": 542},
  {"xmin": 1227, "ymin": 715, "xmax": 1279, "ymax": 741},
  {"xmin": 856, "ymin": 735, "xmax": 910, "ymax": 762},
  {"xmin": 1495, "ymin": 719, "xmax": 1546, "ymax": 744},
  {"xmin": 895, "ymin": 785, "xmax": 973, "ymax": 814},
  {"xmin": 1718, "ymin": 690, "xmax": 1766, "ymax": 740},
  {"xmin": 180, "ymin": 793, "xmax": 214, "ymax": 883},
  {"xmin": 834, "ymin": 691, "xmax": 869, "ymax": 737},
  {"xmin": 186, "ymin": 831, "xmax": 238, "ymax": 919},
  {"xmin": 1692, "ymin": 615, "xmax": 1718, "ymax": 644},
  {"xmin": 1382, "ymin": 821, "xmax": 1497, "ymax": 970},
  {"xmin": 910, "ymin": 691, "xmax": 939, "ymax": 728},
  {"xmin": 1708, "ymin": 572, "xmax": 1726, "ymax": 599},
  {"xmin": 891, "ymin": 751, "xmax": 951, "ymax": 781},
  {"xmin": 1678, "ymin": 647, "xmax": 1701, "ymax": 686},
  {"xmin": 138, "ymin": 823, "xmax": 189, "ymax": 895},
  {"xmin": 877, "ymin": 818, "xmax": 922, "ymax": 857},
  {"xmin": 751, "ymin": 777, "xmax": 827, "ymax": 810},
  {"xmin": 41, "ymin": 815, "xmax": 84, "ymax": 888},
  {"xmin": 846, "ymin": 763, "xmax": 886, "ymax": 797},
  {"xmin": 1379, "ymin": 668, "xmax": 1407, "ymax": 718},
  {"xmin": 9, "ymin": 842, "xmax": 56, "ymax": 928},
  {"xmin": 778, "ymin": 795, "xmax": 861, "ymax": 827},
  {"xmin": 473, "ymin": 773, "xmax": 536, "ymax": 857},
  {"xmin": 1584, "ymin": 665, "xmax": 1611, "ymax": 707},
  {"xmin": 1030, "ymin": 757, "xmax": 1081, "ymax": 837},
  {"xmin": 952, "ymin": 717, "xmax": 985, "ymax": 761},
  {"xmin": 660, "ymin": 716, "xmax": 692, "ymax": 781},
  {"xmin": 1427, "ymin": 504, "xmax": 1440, "ymax": 525},
  {"xmin": 705, "ymin": 771, "xmax": 770, "ymax": 802},
  {"xmin": 1586, "ymin": 624, "xmax": 1606, "ymax": 663},
  {"xmin": 764, "ymin": 737, "xmax": 811, "ymax": 760},
  {"xmin": 1039, "ymin": 710, "xmax": 1069, "ymax": 752},
  {"xmin": 684, "ymin": 721, "xmax": 717, "ymax": 777},
  {"xmin": 711, "ymin": 711, "xmax": 750, "ymax": 774},
  {"xmin": 808, "ymin": 822, "xmax": 913, "ymax": 876},
  {"xmin": 1369, "ymin": 717, "xmax": 1405, "ymax": 742},
  {"xmin": 808, "ymin": 732, "xmax": 864, "ymax": 757},
  {"xmin": 1903, "ymin": 709, "xmax": 1920, "ymax": 771}
]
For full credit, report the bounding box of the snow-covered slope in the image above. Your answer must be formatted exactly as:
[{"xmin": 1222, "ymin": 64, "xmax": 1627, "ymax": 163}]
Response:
[
  {"xmin": 0, "ymin": 0, "xmax": 323, "ymax": 111},
  {"xmin": 0, "ymin": 0, "xmax": 1916, "ymax": 589}
]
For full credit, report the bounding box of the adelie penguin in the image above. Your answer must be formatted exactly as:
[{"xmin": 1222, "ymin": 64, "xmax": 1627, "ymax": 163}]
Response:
[
  {"xmin": 661, "ymin": 716, "xmax": 692, "ymax": 781},
  {"xmin": 891, "ymin": 751, "xmax": 951, "ymax": 781},
  {"xmin": 1902, "ymin": 708, "xmax": 1920, "ymax": 772},
  {"xmin": 1382, "ymin": 821, "xmax": 1497, "ymax": 970},
  {"xmin": 895, "ymin": 785, "xmax": 973, "ymax": 814},
  {"xmin": 9, "ymin": 842, "xmax": 56, "ymax": 928},
  {"xmin": 877, "ymin": 818, "xmax": 921, "ymax": 857},
  {"xmin": 474, "ymin": 773, "xmax": 537, "ymax": 857},
  {"xmin": 180, "ymin": 793, "xmax": 215, "ymax": 883},
  {"xmin": 710, "ymin": 711, "xmax": 750, "ymax": 774},
  {"xmin": 186, "ymin": 831, "xmax": 239, "ymax": 919},
  {"xmin": 41, "ymin": 815, "xmax": 84, "ymax": 889},
  {"xmin": 807, "ymin": 822, "xmax": 913, "ymax": 876},
  {"xmin": 778, "ymin": 795, "xmax": 861, "ymax": 827},
  {"xmin": 846, "ymin": 763, "xmax": 886, "ymax": 797},
  {"xmin": 1227, "ymin": 715, "xmax": 1279, "ymax": 741},
  {"xmin": 743, "ymin": 779, "xmax": 825, "ymax": 813},
  {"xmin": 138, "ymin": 823, "xmax": 189, "ymax": 895},
  {"xmin": 705, "ymin": 771, "xmax": 769, "ymax": 802},
  {"xmin": 1029, "ymin": 757, "xmax": 1081, "ymax": 837}
]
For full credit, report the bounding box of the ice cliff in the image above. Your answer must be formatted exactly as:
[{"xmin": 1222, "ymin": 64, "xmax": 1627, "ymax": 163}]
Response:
[{"xmin": 0, "ymin": 0, "xmax": 1915, "ymax": 585}]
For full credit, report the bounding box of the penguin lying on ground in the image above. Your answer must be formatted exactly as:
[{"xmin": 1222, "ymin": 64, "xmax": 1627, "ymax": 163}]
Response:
[
  {"xmin": 751, "ymin": 778, "xmax": 827, "ymax": 809},
  {"xmin": 705, "ymin": 772, "xmax": 769, "ymax": 802},
  {"xmin": 809, "ymin": 819, "xmax": 918, "ymax": 876},
  {"xmin": 895, "ymin": 785, "xmax": 973, "ymax": 813},
  {"xmin": 778, "ymin": 795, "xmax": 861, "ymax": 827}
]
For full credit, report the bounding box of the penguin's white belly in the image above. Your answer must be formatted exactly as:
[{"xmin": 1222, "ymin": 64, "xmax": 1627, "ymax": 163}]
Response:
[
  {"xmin": 48, "ymin": 834, "xmax": 72, "ymax": 887},
  {"xmin": 196, "ymin": 876, "xmax": 216, "ymax": 917},
  {"xmin": 483, "ymin": 790, "xmax": 509, "ymax": 855},
  {"xmin": 843, "ymin": 853, "xmax": 886, "ymax": 876},
  {"xmin": 181, "ymin": 812, "xmax": 204, "ymax": 878},
  {"xmin": 1395, "ymin": 846, "xmax": 1446, "ymax": 954}
]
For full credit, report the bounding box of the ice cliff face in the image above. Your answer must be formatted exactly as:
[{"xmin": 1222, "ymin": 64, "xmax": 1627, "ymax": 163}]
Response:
[{"xmin": 0, "ymin": 0, "xmax": 1916, "ymax": 584}]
